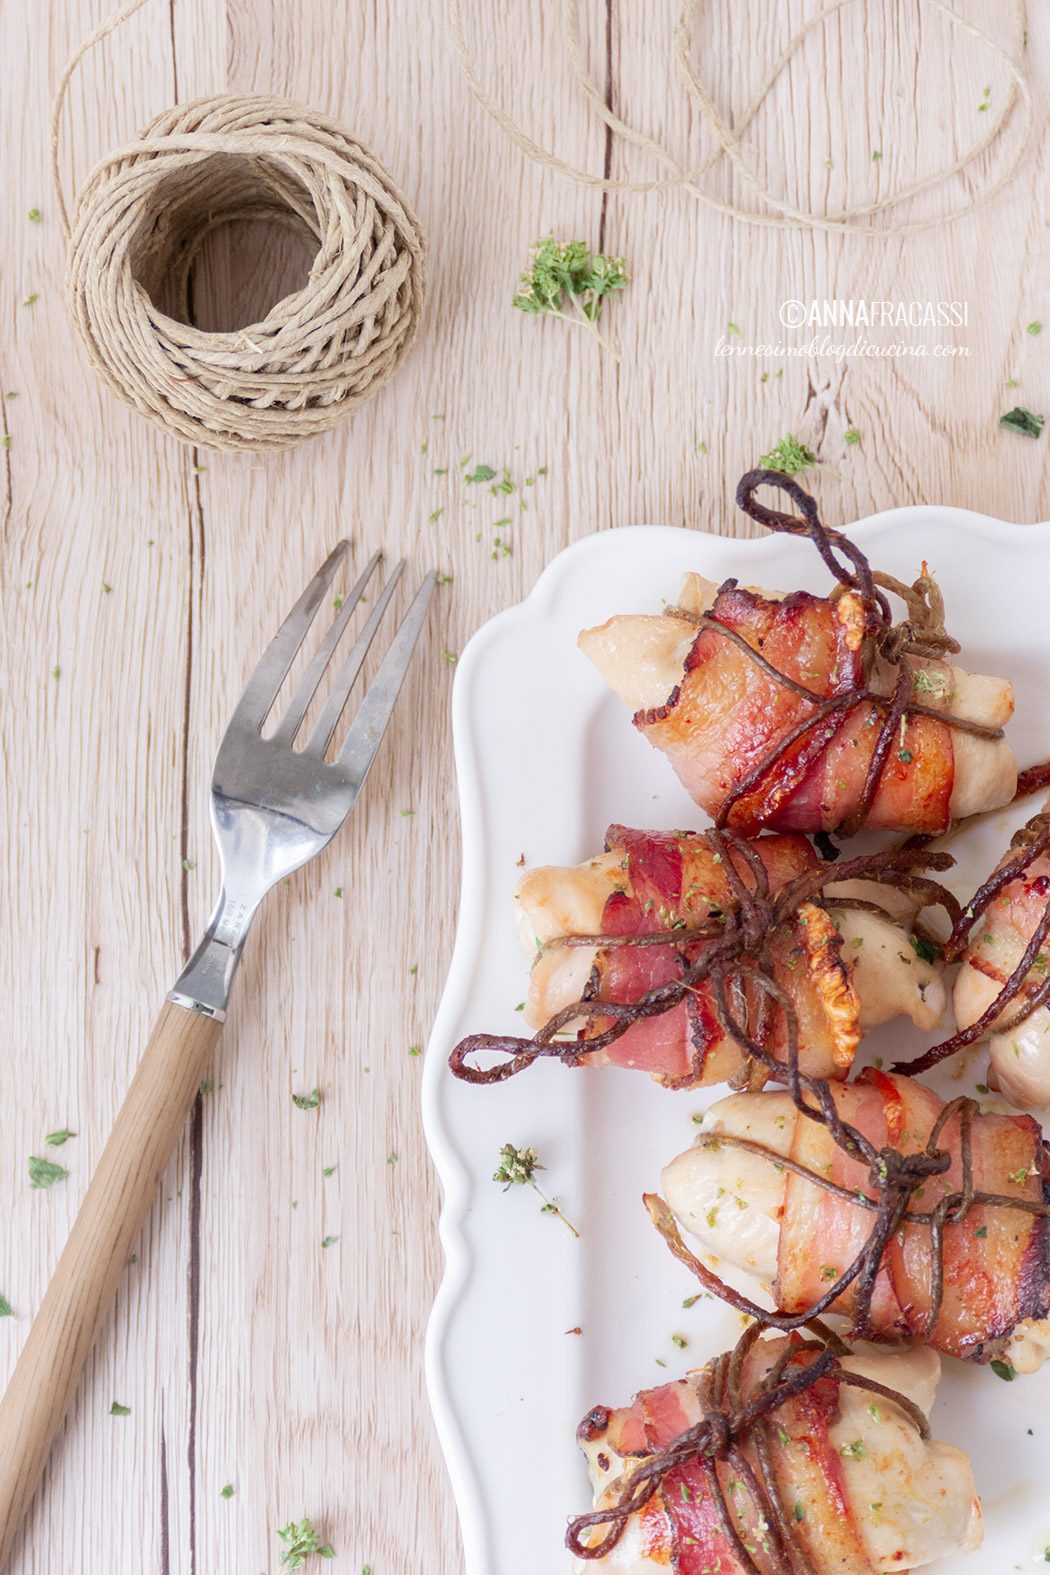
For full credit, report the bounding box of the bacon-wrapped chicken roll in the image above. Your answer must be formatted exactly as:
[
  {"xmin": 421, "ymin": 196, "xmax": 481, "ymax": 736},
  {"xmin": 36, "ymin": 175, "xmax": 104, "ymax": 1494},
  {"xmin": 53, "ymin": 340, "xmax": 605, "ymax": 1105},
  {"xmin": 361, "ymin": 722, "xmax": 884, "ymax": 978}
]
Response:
[
  {"xmin": 946, "ymin": 804, "xmax": 1050, "ymax": 1107},
  {"xmin": 661, "ymin": 1070, "xmax": 1050, "ymax": 1369},
  {"xmin": 572, "ymin": 1330, "xmax": 981, "ymax": 1573},
  {"xmin": 579, "ymin": 473, "xmax": 1016, "ymax": 837},
  {"xmin": 514, "ymin": 826, "xmax": 946, "ymax": 1089}
]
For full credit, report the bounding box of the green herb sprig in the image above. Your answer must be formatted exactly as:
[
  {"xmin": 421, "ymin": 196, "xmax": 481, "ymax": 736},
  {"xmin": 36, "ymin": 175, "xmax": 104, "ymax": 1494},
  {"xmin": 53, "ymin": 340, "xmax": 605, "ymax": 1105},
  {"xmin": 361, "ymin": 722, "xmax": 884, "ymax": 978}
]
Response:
[
  {"xmin": 513, "ymin": 238, "xmax": 628, "ymax": 360},
  {"xmin": 758, "ymin": 434, "xmax": 817, "ymax": 476},
  {"xmin": 277, "ymin": 1517, "xmax": 335, "ymax": 1567},
  {"xmin": 493, "ymin": 1143, "xmax": 579, "ymax": 1237}
]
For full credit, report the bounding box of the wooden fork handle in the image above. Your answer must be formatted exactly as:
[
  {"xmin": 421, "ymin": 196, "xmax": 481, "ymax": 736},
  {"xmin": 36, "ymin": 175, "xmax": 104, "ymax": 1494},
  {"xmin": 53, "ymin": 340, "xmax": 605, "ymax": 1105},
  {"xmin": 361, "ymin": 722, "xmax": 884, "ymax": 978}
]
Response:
[{"xmin": 0, "ymin": 1002, "xmax": 223, "ymax": 1567}]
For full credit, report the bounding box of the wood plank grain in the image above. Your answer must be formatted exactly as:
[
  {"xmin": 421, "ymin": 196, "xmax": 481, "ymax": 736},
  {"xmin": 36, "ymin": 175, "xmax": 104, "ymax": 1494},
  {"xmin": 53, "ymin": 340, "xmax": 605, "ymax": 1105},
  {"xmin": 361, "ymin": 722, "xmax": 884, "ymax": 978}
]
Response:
[
  {"xmin": 0, "ymin": 1, "xmax": 199, "ymax": 1569},
  {"xmin": 0, "ymin": 1, "xmax": 1047, "ymax": 1573}
]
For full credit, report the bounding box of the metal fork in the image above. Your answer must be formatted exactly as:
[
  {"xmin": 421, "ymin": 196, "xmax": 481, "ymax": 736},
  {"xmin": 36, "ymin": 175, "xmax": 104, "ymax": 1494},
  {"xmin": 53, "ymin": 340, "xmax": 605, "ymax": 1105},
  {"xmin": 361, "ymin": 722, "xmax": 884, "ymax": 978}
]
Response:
[{"xmin": 0, "ymin": 546, "xmax": 435, "ymax": 1566}]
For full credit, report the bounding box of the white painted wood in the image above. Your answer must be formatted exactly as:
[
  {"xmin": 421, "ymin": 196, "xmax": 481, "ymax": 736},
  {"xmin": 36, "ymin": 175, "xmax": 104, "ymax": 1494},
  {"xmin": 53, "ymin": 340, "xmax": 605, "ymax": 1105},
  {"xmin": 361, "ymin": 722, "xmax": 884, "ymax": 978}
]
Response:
[{"xmin": 0, "ymin": 1, "xmax": 1046, "ymax": 1571}]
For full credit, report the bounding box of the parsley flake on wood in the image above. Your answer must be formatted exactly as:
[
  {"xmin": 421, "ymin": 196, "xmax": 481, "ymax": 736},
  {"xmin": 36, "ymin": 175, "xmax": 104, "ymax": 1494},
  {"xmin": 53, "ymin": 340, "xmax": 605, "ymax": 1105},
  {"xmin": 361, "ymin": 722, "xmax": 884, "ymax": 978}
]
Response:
[
  {"xmin": 844, "ymin": 428, "xmax": 861, "ymax": 445},
  {"xmin": 0, "ymin": 1297, "xmax": 13, "ymax": 1317},
  {"xmin": 292, "ymin": 1089, "xmax": 322, "ymax": 1110},
  {"xmin": 109, "ymin": 1401, "xmax": 131, "ymax": 1416},
  {"xmin": 1000, "ymin": 405, "xmax": 1045, "ymax": 438},
  {"xmin": 1028, "ymin": 321, "xmax": 1042, "ymax": 336},
  {"xmin": 513, "ymin": 237, "xmax": 628, "ymax": 360},
  {"xmin": 45, "ymin": 1128, "xmax": 75, "ymax": 1147},
  {"xmin": 29, "ymin": 1155, "xmax": 67, "ymax": 1189},
  {"xmin": 493, "ymin": 1142, "xmax": 579, "ymax": 1237},
  {"xmin": 220, "ymin": 1483, "xmax": 235, "ymax": 1498},
  {"xmin": 321, "ymin": 1235, "xmax": 338, "ymax": 1249},
  {"xmin": 758, "ymin": 434, "xmax": 817, "ymax": 476},
  {"xmin": 277, "ymin": 1517, "xmax": 335, "ymax": 1566}
]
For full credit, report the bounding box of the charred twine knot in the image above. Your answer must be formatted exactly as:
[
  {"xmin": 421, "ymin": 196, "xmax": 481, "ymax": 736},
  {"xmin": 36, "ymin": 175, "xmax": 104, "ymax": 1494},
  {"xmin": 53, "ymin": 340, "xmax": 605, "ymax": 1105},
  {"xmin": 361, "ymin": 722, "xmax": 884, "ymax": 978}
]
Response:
[
  {"xmin": 741, "ymin": 898, "xmax": 777, "ymax": 951},
  {"xmin": 879, "ymin": 623, "xmax": 910, "ymax": 664},
  {"xmin": 702, "ymin": 1410, "xmax": 733, "ymax": 1461},
  {"xmin": 869, "ymin": 1145, "xmax": 950, "ymax": 1196}
]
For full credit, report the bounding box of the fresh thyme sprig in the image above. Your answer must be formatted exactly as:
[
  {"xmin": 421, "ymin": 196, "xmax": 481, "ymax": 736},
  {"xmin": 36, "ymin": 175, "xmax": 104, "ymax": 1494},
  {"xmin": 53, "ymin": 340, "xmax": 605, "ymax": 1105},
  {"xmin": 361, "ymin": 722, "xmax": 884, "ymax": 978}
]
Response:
[
  {"xmin": 493, "ymin": 1142, "xmax": 580, "ymax": 1237},
  {"xmin": 513, "ymin": 238, "xmax": 628, "ymax": 361}
]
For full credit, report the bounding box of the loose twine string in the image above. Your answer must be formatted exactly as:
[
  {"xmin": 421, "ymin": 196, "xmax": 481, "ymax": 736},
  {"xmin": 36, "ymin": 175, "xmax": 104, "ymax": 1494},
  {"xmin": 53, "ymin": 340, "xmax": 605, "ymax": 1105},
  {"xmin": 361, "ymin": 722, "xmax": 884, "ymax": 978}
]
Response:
[
  {"xmin": 449, "ymin": 0, "xmax": 1033, "ymax": 235},
  {"xmin": 51, "ymin": 0, "xmax": 426, "ymax": 452}
]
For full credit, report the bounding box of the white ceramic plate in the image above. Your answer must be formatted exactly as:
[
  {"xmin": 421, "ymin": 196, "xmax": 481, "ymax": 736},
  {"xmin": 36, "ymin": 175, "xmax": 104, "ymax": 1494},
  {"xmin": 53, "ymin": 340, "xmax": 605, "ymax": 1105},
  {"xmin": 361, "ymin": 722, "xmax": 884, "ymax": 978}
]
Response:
[{"xmin": 423, "ymin": 508, "xmax": 1050, "ymax": 1575}]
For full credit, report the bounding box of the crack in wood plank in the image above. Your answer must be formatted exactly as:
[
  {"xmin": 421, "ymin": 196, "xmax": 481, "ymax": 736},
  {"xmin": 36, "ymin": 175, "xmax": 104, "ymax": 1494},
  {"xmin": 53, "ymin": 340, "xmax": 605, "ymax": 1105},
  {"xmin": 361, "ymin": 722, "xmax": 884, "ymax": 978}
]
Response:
[{"xmin": 597, "ymin": 0, "xmax": 614, "ymax": 256}]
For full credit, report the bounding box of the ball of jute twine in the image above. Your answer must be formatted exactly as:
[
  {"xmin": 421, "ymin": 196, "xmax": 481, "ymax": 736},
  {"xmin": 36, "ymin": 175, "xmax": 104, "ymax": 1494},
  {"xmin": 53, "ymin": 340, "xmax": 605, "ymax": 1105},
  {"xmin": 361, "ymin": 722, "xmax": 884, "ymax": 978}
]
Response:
[
  {"xmin": 450, "ymin": 0, "xmax": 1033, "ymax": 236},
  {"xmin": 52, "ymin": 1, "xmax": 425, "ymax": 453}
]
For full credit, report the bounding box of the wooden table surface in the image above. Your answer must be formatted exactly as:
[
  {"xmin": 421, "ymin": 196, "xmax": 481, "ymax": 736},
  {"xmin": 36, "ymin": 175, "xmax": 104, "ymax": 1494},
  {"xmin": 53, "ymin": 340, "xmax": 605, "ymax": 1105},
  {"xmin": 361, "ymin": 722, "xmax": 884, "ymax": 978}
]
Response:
[{"xmin": 1, "ymin": 1, "xmax": 1047, "ymax": 1571}]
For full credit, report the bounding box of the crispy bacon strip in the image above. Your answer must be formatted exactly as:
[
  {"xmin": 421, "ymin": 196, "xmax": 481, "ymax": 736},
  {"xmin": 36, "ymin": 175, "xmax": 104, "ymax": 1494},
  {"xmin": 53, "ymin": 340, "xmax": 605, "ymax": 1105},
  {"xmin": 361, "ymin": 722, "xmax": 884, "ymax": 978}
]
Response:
[
  {"xmin": 638, "ymin": 583, "xmax": 956, "ymax": 835},
  {"xmin": 582, "ymin": 826, "xmax": 859, "ymax": 1087},
  {"xmin": 774, "ymin": 1071, "xmax": 1050, "ymax": 1358}
]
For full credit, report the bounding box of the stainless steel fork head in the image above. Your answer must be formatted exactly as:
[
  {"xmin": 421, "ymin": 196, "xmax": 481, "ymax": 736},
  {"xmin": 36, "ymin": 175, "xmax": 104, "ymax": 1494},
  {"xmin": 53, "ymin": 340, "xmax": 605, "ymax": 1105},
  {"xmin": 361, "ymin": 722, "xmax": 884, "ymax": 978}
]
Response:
[{"xmin": 168, "ymin": 543, "xmax": 436, "ymax": 1022}]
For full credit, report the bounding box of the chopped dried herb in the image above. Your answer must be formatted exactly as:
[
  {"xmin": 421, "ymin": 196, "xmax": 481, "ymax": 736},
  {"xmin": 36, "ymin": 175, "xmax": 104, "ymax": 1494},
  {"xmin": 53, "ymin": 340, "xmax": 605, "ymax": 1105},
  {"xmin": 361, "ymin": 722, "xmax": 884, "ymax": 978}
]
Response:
[
  {"xmin": 29, "ymin": 1156, "xmax": 67, "ymax": 1189},
  {"xmin": 758, "ymin": 434, "xmax": 817, "ymax": 476},
  {"xmin": 1000, "ymin": 405, "xmax": 1045, "ymax": 438}
]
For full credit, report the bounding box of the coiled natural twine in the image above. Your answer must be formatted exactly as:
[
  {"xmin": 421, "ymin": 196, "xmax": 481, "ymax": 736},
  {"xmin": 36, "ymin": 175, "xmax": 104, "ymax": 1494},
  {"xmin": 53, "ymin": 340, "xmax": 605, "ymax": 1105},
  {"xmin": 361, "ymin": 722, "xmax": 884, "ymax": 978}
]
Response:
[{"xmin": 55, "ymin": 86, "xmax": 426, "ymax": 452}]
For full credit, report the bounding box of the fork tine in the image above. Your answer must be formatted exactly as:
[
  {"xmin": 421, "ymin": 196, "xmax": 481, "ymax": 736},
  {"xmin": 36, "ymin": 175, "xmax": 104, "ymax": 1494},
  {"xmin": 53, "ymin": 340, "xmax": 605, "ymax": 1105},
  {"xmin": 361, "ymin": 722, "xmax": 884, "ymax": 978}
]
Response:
[
  {"xmin": 229, "ymin": 540, "xmax": 350, "ymax": 733},
  {"xmin": 271, "ymin": 551, "xmax": 383, "ymax": 746},
  {"xmin": 305, "ymin": 560, "xmax": 408, "ymax": 755},
  {"xmin": 335, "ymin": 571, "xmax": 437, "ymax": 792}
]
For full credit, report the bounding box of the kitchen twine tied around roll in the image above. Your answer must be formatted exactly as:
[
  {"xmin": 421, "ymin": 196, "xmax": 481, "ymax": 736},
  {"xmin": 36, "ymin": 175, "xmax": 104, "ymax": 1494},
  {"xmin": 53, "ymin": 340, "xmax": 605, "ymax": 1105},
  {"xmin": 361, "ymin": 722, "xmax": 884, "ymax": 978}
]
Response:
[
  {"xmin": 449, "ymin": 0, "xmax": 1033, "ymax": 235},
  {"xmin": 51, "ymin": 0, "xmax": 426, "ymax": 453}
]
